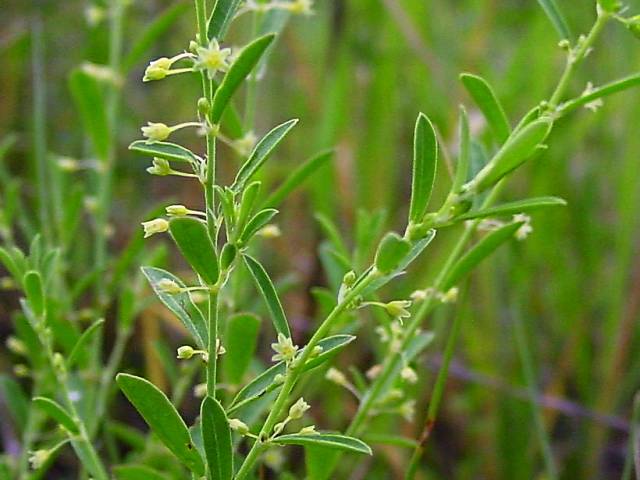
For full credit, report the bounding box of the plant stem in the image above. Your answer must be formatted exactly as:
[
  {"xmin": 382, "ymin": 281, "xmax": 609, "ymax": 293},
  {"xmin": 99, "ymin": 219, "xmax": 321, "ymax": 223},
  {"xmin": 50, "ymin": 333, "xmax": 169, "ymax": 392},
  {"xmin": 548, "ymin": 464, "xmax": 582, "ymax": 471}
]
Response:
[
  {"xmin": 549, "ymin": 10, "xmax": 609, "ymax": 108},
  {"xmin": 234, "ymin": 270, "xmax": 379, "ymax": 479},
  {"xmin": 194, "ymin": 0, "xmax": 221, "ymax": 400}
]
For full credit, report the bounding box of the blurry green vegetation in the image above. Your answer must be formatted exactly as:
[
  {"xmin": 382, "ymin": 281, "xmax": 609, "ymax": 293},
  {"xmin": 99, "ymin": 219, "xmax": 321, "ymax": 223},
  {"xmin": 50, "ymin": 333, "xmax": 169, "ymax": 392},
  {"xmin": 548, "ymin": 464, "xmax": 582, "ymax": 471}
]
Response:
[{"xmin": 1, "ymin": 0, "xmax": 640, "ymax": 479}]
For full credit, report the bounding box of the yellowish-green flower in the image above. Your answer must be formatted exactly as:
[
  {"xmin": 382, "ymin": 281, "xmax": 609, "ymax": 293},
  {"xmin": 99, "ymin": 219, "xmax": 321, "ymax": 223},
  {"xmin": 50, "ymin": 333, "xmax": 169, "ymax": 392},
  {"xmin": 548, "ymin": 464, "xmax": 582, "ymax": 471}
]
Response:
[
  {"xmin": 194, "ymin": 39, "xmax": 232, "ymax": 79},
  {"xmin": 288, "ymin": 397, "xmax": 310, "ymax": 419},
  {"xmin": 228, "ymin": 418, "xmax": 249, "ymax": 435},
  {"xmin": 147, "ymin": 158, "xmax": 172, "ymax": 176},
  {"xmin": 141, "ymin": 122, "xmax": 171, "ymax": 143},
  {"xmin": 158, "ymin": 278, "xmax": 182, "ymax": 295},
  {"xmin": 271, "ymin": 333, "xmax": 298, "ymax": 362},
  {"xmin": 141, "ymin": 218, "xmax": 169, "ymax": 238}
]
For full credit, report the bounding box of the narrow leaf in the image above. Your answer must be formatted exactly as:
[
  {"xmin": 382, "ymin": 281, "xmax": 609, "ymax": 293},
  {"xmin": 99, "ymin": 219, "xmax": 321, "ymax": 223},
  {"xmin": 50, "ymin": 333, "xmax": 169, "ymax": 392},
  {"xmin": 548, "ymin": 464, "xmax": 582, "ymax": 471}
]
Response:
[
  {"xmin": 142, "ymin": 267, "xmax": 208, "ymax": 348},
  {"xmin": 408, "ymin": 113, "xmax": 438, "ymax": 223},
  {"xmin": 169, "ymin": 217, "xmax": 219, "ymax": 285},
  {"xmin": 472, "ymin": 118, "xmax": 553, "ymax": 193},
  {"xmin": 68, "ymin": 318, "xmax": 105, "ymax": 368},
  {"xmin": 201, "ymin": 397, "xmax": 233, "ymax": 480},
  {"xmin": 23, "ymin": 270, "xmax": 45, "ymax": 317},
  {"xmin": 232, "ymin": 119, "xmax": 299, "ymax": 192},
  {"xmin": 442, "ymin": 221, "xmax": 524, "ymax": 290},
  {"xmin": 116, "ymin": 374, "xmax": 205, "ymax": 475},
  {"xmin": 129, "ymin": 140, "xmax": 200, "ymax": 163},
  {"xmin": 69, "ymin": 69, "xmax": 110, "ymax": 162},
  {"xmin": 33, "ymin": 397, "xmax": 79, "ymax": 434},
  {"xmin": 242, "ymin": 254, "xmax": 290, "ymax": 336},
  {"xmin": 453, "ymin": 106, "xmax": 471, "ymax": 192},
  {"xmin": 536, "ymin": 0, "xmax": 571, "ymax": 40},
  {"xmin": 211, "ymin": 34, "xmax": 275, "ymax": 123},
  {"xmin": 460, "ymin": 73, "xmax": 511, "ymax": 144},
  {"xmin": 224, "ymin": 313, "xmax": 261, "ymax": 384},
  {"xmin": 239, "ymin": 208, "xmax": 278, "ymax": 243},
  {"xmin": 207, "ymin": 0, "xmax": 243, "ymax": 41},
  {"xmin": 272, "ymin": 433, "xmax": 372, "ymax": 455},
  {"xmin": 455, "ymin": 196, "xmax": 567, "ymax": 222},
  {"xmin": 262, "ymin": 149, "xmax": 333, "ymax": 209}
]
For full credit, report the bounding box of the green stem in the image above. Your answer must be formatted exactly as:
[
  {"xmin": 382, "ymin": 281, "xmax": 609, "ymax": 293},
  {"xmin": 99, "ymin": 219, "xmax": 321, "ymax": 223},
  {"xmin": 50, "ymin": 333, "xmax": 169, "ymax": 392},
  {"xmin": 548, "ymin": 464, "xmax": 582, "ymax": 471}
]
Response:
[
  {"xmin": 207, "ymin": 290, "xmax": 219, "ymax": 396},
  {"xmin": 234, "ymin": 271, "xmax": 379, "ymax": 480},
  {"xmin": 549, "ymin": 11, "xmax": 609, "ymax": 107}
]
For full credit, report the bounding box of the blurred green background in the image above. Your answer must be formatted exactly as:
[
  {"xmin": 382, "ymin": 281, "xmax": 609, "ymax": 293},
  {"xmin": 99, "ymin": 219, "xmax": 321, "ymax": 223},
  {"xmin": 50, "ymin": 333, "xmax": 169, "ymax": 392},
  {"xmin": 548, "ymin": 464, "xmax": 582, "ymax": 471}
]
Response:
[{"xmin": 2, "ymin": 0, "xmax": 640, "ymax": 478}]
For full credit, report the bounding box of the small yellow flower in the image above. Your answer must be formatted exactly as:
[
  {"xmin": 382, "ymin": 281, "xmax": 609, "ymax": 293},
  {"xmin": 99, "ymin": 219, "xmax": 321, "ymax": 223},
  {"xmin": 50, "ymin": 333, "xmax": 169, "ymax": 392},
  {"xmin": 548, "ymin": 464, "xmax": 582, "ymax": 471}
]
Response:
[
  {"xmin": 28, "ymin": 449, "xmax": 50, "ymax": 470},
  {"xmin": 288, "ymin": 0, "xmax": 314, "ymax": 15},
  {"xmin": 141, "ymin": 218, "xmax": 169, "ymax": 238},
  {"xmin": 271, "ymin": 333, "xmax": 298, "ymax": 362},
  {"xmin": 325, "ymin": 367, "xmax": 347, "ymax": 386},
  {"xmin": 141, "ymin": 122, "xmax": 172, "ymax": 143},
  {"xmin": 298, "ymin": 425, "xmax": 317, "ymax": 435},
  {"xmin": 177, "ymin": 346, "xmax": 195, "ymax": 359},
  {"xmin": 147, "ymin": 158, "xmax": 172, "ymax": 176},
  {"xmin": 288, "ymin": 397, "xmax": 310, "ymax": 419},
  {"xmin": 384, "ymin": 300, "xmax": 412, "ymax": 319},
  {"xmin": 194, "ymin": 39, "xmax": 232, "ymax": 79},
  {"xmin": 401, "ymin": 366, "xmax": 418, "ymax": 384}
]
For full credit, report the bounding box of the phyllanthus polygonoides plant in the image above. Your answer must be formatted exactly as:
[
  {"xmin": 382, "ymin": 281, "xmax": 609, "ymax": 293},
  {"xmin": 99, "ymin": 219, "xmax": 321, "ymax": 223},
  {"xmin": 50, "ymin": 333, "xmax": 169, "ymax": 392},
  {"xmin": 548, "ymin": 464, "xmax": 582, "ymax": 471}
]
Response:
[{"xmin": 116, "ymin": 1, "xmax": 640, "ymax": 479}]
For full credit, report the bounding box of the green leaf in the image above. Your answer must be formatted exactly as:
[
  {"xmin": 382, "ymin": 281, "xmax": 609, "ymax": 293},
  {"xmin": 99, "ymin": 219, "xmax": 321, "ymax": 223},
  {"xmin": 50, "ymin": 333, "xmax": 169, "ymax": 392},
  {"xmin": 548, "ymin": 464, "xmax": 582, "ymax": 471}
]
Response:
[
  {"xmin": 142, "ymin": 267, "xmax": 208, "ymax": 348},
  {"xmin": 228, "ymin": 335, "xmax": 355, "ymax": 413},
  {"xmin": 262, "ymin": 150, "xmax": 333, "ymax": 209},
  {"xmin": 239, "ymin": 208, "xmax": 279, "ymax": 243},
  {"xmin": 455, "ymin": 196, "xmax": 567, "ymax": 222},
  {"xmin": 472, "ymin": 118, "xmax": 553, "ymax": 193},
  {"xmin": 374, "ymin": 232, "xmax": 411, "ymax": 274},
  {"xmin": 200, "ymin": 397, "xmax": 233, "ymax": 480},
  {"xmin": 69, "ymin": 69, "xmax": 110, "ymax": 162},
  {"xmin": 0, "ymin": 374, "xmax": 29, "ymax": 432},
  {"xmin": 408, "ymin": 113, "xmax": 438, "ymax": 223},
  {"xmin": 453, "ymin": 106, "xmax": 471, "ymax": 192},
  {"xmin": 460, "ymin": 73, "xmax": 511, "ymax": 145},
  {"xmin": 558, "ymin": 73, "xmax": 640, "ymax": 116},
  {"xmin": 242, "ymin": 254, "xmax": 290, "ymax": 336},
  {"xmin": 169, "ymin": 217, "xmax": 219, "ymax": 285},
  {"xmin": 122, "ymin": 3, "xmax": 189, "ymax": 72},
  {"xmin": 211, "ymin": 34, "xmax": 276, "ymax": 123},
  {"xmin": 224, "ymin": 313, "xmax": 261, "ymax": 384},
  {"xmin": 442, "ymin": 221, "xmax": 524, "ymax": 290},
  {"xmin": 272, "ymin": 433, "xmax": 372, "ymax": 455},
  {"xmin": 116, "ymin": 374, "xmax": 205, "ymax": 475},
  {"xmin": 23, "ymin": 270, "xmax": 45, "ymax": 317},
  {"xmin": 113, "ymin": 465, "xmax": 170, "ymax": 480},
  {"xmin": 33, "ymin": 397, "xmax": 78, "ymax": 434},
  {"xmin": 232, "ymin": 119, "xmax": 299, "ymax": 192},
  {"xmin": 129, "ymin": 140, "xmax": 200, "ymax": 163},
  {"xmin": 207, "ymin": 0, "xmax": 243, "ymax": 41},
  {"xmin": 234, "ymin": 181, "xmax": 261, "ymax": 239},
  {"xmin": 536, "ymin": 0, "xmax": 571, "ymax": 40},
  {"xmin": 67, "ymin": 318, "xmax": 105, "ymax": 368},
  {"xmin": 0, "ymin": 246, "xmax": 24, "ymax": 286}
]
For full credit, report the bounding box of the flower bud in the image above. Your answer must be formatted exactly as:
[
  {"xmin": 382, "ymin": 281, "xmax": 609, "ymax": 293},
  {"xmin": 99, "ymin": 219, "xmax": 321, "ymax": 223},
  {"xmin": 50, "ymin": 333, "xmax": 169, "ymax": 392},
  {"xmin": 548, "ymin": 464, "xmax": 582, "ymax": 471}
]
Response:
[
  {"xmin": 325, "ymin": 367, "xmax": 347, "ymax": 386},
  {"xmin": 147, "ymin": 158, "xmax": 172, "ymax": 176},
  {"xmin": 401, "ymin": 366, "xmax": 418, "ymax": 384},
  {"xmin": 28, "ymin": 449, "xmax": 50, "ymax": 470},
  {"xmin": 142, "ymin": 218, "xmax": 169, "ymax": 238},
  {"xmin": 228, "ymin": 418, "xmax": 249, "ymax": 435},
  {"xmin": 166, "ymin": 204, "xmax": 189, "ymax": 216},
  {"xmin": 298, "ymin": 425, "xmax": 317, "ymax": 435},
  {"xmin": 144, "ymin": 57, "xmax": 172, "ymax": 82},
  {"xmin": 197, "ymin": 97, "xmax": 211, "ymax": 116},
  {"xmin": 177, "ymin": 345, "xmax": 195, "ymax": 359},
  {"xmin": 288, "ymin": 397, "xmax": 310, "ymax": 419},
  {"xmin": 157, "ymin": 278, "xmax": 182, "ymax": 295}
]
